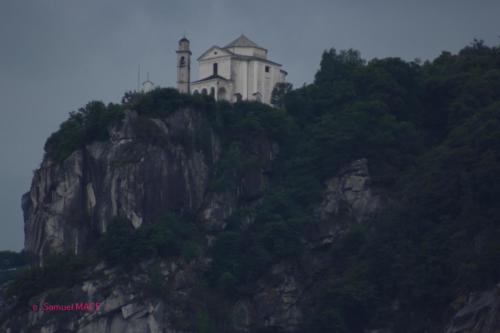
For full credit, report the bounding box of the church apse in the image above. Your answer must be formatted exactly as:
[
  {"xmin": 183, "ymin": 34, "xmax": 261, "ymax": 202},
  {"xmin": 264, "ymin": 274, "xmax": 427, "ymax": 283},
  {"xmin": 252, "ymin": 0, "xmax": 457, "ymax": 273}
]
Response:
[{"xmin": 178, "ymin": 34, "xmax": 287, "ymax": 105}]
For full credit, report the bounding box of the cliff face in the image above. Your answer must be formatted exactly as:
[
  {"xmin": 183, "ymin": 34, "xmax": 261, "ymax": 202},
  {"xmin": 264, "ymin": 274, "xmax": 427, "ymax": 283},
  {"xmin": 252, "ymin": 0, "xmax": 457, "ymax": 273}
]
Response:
[
  {"xmin": 23, "ymin": 109, "xmax": 219, "ymax": 262},
  {"xmin": 23, "ymin": 108, "xmax": 278, "ymax": 264},
  {"xmin": 4, "ymin": 106, "xmax": 385, "ymax": 332},
  {"xmin": 445, "ymin": 285, "xmax": 500, "ymax": 333}
]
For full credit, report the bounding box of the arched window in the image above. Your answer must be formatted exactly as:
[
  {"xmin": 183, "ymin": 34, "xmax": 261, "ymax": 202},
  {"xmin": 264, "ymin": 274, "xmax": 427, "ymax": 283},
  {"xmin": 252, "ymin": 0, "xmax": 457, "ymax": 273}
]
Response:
[
  {"xmin": 234, "ymin": 93, "xmax": 242, "ymax": 102},
  {"xmin": 193, "ymin": 89, "xmax": 199, "ymax": 95},
  {"xmin": 218, "ymin": 87, "xmax": 227, "ymax": 100},
  {"xmin": 210, "ymin": 87, "xmax": 215, "ymax": 96},
  {"xmin": 213, "ymin": 63, "xmax": 218, "ymax": 75},
  {"xmin": 201, "ymin": 88, "xmax": 208, "ymax": 95},
  {"xmin": 253, "ymin": 92, "xmax": 262, "ymax": 102},
  {"xmin": 180, "ymin": 56, "xmax": 185, "ymax": 67}
]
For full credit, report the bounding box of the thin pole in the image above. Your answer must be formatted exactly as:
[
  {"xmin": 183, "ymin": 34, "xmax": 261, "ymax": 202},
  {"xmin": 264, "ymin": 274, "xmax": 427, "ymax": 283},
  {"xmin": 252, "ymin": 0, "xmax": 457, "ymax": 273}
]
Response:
[{"xmin": 137, "ymin": 64, "xmax": 141, "ymax": 91}]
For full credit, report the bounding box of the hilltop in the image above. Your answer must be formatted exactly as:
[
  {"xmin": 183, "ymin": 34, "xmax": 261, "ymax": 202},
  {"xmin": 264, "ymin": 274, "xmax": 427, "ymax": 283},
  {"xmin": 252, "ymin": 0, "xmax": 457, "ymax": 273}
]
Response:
[{"xmin": 2, "ymin": 40, "xmax": 500, "ymax": 332}]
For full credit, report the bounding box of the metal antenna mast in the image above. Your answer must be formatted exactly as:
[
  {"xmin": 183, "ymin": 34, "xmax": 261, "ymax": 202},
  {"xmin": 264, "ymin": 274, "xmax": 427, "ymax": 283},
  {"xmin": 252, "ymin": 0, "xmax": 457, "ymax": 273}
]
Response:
[{"xmin": 137, "ymin": 64, "xmax": 141, "ymax": 91}]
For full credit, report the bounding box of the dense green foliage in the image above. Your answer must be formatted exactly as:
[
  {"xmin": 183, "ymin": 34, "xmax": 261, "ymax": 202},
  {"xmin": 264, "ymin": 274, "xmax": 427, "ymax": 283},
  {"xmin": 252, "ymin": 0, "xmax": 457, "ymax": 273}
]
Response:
[
  {"xmin": 98, "ymin": 215, "xmax": 202, "ymax": 267},
  {"xmin": 5, "ymin": 253, "xmax": 92, "ymax": 305},
  {"xmin": 207, "ymin": 40, "xmax": 500, "ymax": 332},
  {"xmin": 44, "ymin": 89, "xmax": 218, "ymax": 163},
  {"xmin": 0, "ymin": 250, "xmax": 28, "ymax": 270},
  {"xmin": 28, "ymin": 39, "xmax": 500, "ymax": 332},
  {"xmin": 44, "ymin": 101, "xmax": 124, "ymax": 162},
  {"xmin": 271, "ymin": 82, "xmax": 293, "ymax": 107},
  {"xmin": 287, "ymin": 41, "xmax": 500, "ymax": 332},
  {"xmin": 0, "ymin": 251, "xmax": 28, "ymax": 284},
  {"xmin": 123, "ymin": 88, "xmax": 217, "ymax": 118}
]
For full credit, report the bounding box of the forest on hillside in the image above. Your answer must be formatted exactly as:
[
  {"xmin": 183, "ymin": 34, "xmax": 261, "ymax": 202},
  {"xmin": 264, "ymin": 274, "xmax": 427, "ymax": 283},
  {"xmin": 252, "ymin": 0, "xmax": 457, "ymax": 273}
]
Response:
[{"xmin": 6, "ymin": 39, "xmax": 500, "ymax": 332}]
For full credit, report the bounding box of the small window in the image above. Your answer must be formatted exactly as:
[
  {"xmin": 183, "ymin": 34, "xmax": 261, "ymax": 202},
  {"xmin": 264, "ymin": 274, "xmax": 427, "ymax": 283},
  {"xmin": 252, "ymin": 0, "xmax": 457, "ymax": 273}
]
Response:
[
  {"xmin": 213, "ymin": 63, "xmax": 218, "ymax": 75},
  {"xmin": 214, "ymin": 51, "xmax": 218, "ymax": 55},
  {"xmin": 180, "ymin": 56, "xmax": 185, "ymax": 67},
  {"xmin": 265, "ymin": 66, "xmax": 270, "ymax": 73}
]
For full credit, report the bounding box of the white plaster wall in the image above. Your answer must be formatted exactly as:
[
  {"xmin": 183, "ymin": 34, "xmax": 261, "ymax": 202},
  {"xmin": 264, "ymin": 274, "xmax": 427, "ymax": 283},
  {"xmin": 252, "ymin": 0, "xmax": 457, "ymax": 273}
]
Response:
[
  {"xmin": 191, "ymin": 80, "xmax": 233, "ymax": 102},
  {"xmin": 247, "ymin": 61, "xmax": 256, "ymax": 100},
  {"xmin": 198, "ymin": 56, "xmax": 231, "ymax": 80},
  {"xmin": 232, "ymin": 59, "xmax": 248, "ymax": 100},
  {"xmin": 279, "ymin": 70, "xmax": 287, "ymax": 83},
  {"xmin": 142, "ymin": 81, "xmax": 154, "ymax": 93},
  {"xmin": 177, "ymin": 52, "xmax": 190, "ymax": 93},
  {"xmin": 255, "ymin": 61, "xmax": 261, "ymax": 100},
  {"xmin": 227, "ymin": 46, "xmax": 267, "ymax": 59},
  {"xmin": 191, "ymin": 44, "xmax": 287, "ymax": 105},
  {"xmin": 264, "ymin": 64, "xmax": 272, "ymax": 103}
]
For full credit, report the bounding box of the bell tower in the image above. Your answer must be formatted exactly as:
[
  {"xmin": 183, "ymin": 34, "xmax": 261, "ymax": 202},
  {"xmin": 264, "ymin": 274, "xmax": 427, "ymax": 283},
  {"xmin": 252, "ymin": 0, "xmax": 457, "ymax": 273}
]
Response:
[{"xmin": 176, "ymin": 37, "xmax": 191, "ymax": 94}]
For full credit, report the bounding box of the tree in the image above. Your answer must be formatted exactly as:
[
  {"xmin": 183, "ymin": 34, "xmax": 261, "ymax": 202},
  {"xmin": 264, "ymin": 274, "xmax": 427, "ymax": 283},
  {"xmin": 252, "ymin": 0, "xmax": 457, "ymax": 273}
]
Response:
[{"xmin": 271, "ymin": 82, "xmax": 293, "ymax": 107}]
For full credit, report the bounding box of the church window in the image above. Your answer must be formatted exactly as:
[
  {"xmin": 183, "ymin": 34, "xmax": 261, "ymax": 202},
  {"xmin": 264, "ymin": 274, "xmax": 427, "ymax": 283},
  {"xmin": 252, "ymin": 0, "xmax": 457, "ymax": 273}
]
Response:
[
  {"xmin": 180, "ymin": 56, "xmax": 185, "ymax": 66},
  {"xmin": 213, "ymin": 63, "xmax": 218, "ymax": 75},
  {"xmin": 210, "ymin": 87, "xmax": 215, "ymax": 96},
  {"xmin": 265, "ymin": 66, "xmax": 270, "ymax": 73},
  {"xmin": 218, "ymin": 87, "xmax": 227, "ymax": 100}
]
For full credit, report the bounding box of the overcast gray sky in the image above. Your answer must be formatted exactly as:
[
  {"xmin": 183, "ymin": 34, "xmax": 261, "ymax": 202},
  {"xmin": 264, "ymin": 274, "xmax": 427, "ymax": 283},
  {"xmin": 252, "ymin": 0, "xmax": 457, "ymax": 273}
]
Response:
[{"xmin": 1, "ymin": 0, "xmax": 499, "ymax": 251}]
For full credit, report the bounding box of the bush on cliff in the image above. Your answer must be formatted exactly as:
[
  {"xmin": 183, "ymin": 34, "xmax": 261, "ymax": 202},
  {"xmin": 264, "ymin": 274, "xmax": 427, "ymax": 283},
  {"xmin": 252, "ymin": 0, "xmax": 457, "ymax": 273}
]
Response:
[
  {"xmin": 98, "ymin": 215, "xmax": 202, "ymax": 267},
  {"xmin": 28, "ymin": 39, "xmax": 500, "ymax": 332},
  {"xmin": 44, "ymin": 101, "xmax": 124, "ymax": 162}
]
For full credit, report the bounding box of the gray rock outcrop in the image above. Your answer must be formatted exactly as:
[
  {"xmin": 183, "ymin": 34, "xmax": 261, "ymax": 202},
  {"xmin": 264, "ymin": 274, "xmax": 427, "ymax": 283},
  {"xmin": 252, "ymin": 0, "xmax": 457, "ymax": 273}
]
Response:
[
  {"xmin": 6, "ymin": 107, "xmax": 385, "ymax": 332},
  {"xmin": 446, "ymin": 285, "xmax": 500, "ymax": 333}
]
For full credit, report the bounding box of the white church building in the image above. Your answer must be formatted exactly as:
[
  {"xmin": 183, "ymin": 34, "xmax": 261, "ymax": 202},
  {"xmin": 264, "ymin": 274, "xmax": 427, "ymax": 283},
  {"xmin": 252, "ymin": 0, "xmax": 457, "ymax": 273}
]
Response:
[{"xmin": 176, "ymin": 35, "xmax": 287, "ymax": 105}]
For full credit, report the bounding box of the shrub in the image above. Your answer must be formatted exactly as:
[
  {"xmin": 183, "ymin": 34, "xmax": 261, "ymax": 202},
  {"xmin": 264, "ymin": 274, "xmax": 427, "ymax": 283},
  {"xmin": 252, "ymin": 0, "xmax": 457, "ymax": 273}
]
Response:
[{"xmin": 44, "ymin": 101, "xmax": 124, "ymax": 162}]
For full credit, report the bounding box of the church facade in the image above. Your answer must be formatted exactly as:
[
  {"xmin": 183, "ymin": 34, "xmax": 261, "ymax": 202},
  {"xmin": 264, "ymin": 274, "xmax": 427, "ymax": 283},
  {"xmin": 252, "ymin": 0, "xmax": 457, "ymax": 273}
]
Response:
[{"xmin": 176, "ymin": 35, "xmax": 287, "ymax": 105}]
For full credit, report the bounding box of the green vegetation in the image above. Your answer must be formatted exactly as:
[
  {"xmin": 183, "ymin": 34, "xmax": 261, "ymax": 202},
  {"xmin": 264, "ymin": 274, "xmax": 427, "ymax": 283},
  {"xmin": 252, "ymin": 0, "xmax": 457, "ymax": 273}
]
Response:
[
  {"xmin": 290, "ymin": 40, "xmax": 500, "ymax": 332},
  {"xmin": 43, "ymin": 89, "xmax": 217, "ymax": 163},
  {"xmin": 208, "ymin": 40, "xmax": 500, "ymax": 331},
  {"xmin": 124, "ymin": 88, "xmax": 216, "ymax": 118},
  {"xmin": 30, "ymin": 39, "xmax": 500, "ymax": 332},
  {"xmin": 0, "ymin": 251, "xmax": 28, "ymax": 284},
  {"xmin": 44, "ymin": 101, "xmax": 124, "ymax": 162},
  {"xmin": 98, "ymin": 215, "xmax": 202, "ymax": 267},
  {"xmin": 0, "ymin": 250, "xmax": 28, "ymax": 269},
  {"xmin": 5, "ymin": 253, "xmax": 92, "ymax": 305},
  {"xmin": 271, "ymin": 82, "xmax": 293, "ymax": 107}
]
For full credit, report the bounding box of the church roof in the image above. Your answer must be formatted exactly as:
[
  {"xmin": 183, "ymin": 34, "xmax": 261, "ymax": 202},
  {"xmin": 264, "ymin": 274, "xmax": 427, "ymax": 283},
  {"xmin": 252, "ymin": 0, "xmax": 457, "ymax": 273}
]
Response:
[
  {"xmin": 191, "ymin": 74, "xmax": 231, "ymax": 84},
  {"xmin": 197, "ymin": 46, "xmax": 233, "ymax": 61},
  {"xmin": 224, "ymin": 34, "xmax": 266, "ymax": 50}
]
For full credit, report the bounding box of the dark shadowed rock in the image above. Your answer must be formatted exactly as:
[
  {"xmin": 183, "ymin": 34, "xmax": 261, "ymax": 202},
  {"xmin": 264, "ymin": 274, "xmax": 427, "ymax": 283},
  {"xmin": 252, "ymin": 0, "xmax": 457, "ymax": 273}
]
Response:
[{"xmin": 12, "ymin": 107, "xmax": 389, "ymax": 332}]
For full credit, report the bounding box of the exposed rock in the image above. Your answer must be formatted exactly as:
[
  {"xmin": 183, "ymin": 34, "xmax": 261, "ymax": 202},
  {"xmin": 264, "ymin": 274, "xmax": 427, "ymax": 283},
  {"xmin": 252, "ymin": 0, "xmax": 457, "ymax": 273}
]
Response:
[
  {"xmin": 446, "ymin": 285, "xmax": 500, "ymax": 333},
  {"xmin": 12, "ymin": 105, "xmax": 389, "ymax": 332},
  {"xmin": 0, "ymin": 258, "xmax": 190, "ymax": 333},
  {"xmin": 22, "ymin": 108, "xmax": 276, "ymax": 264},
  {"xmin": 320, "ymin": 158, "xmax": 380, "ymax": 223},
  {"xmin": 252, "ymin": 263, "xmax": 302, "ymax": 331},
  {"xmin": 313, "ymin": 158, "xmax": 382, "ymax": 245}
]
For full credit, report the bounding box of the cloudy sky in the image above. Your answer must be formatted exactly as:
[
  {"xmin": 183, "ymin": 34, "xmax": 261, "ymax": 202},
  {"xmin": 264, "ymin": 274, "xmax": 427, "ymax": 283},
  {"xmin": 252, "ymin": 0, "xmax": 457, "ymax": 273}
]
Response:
[{"xmin": 1, "ymin": 0, "xmax": 499, "ymax": 251}]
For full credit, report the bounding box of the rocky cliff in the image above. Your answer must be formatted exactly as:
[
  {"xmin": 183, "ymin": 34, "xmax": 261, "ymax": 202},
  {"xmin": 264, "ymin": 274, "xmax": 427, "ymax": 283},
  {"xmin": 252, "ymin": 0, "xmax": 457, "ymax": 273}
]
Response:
[
  {"xmin": 22, "ymin": 107, "xmax": 278, "ymax": 264},
  {"xmin": 3, "ymin": 100, "xmax": 495, "ymax": 332},
  {"xmin": 3, "ymin": 104, "xmax": 385, "ymax": 332},
  {"xmin": 445, "ymin": 285, "xmax": 500, "ymax": 333}
]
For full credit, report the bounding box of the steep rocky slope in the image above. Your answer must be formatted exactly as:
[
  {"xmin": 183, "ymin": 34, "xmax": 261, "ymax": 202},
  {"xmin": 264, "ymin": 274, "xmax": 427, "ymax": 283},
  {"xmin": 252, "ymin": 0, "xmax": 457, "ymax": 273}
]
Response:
[
  {"xmin": 22, "ymin": 107, "xmax": 278, "ymax": 264},
  {"xmin": 2, "ymin": 104, "xmax": 383, "ymax": 332},
  {"xmin": 5, "ymin": 40, "xmax": 500, "ymax": 332}
]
